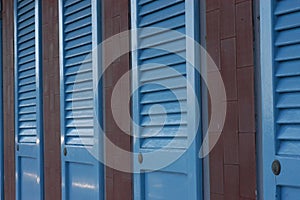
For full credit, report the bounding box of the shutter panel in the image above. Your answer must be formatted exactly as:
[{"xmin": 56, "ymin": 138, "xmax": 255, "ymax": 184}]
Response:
[
  {"xmin": 59, "ymin": 0, "xmax": 103, "ymax": 199},
  {"xmin": 137, "ymin": 0, "xmax": 188, "ymax": 150},
  {"xmin": 262, "ymin": 1, "xmax": 300, "ymax": 199},
  {"xmin": 132, "ymin": 0, "xmax": 202, "ymax": 199},
  {"xmin": 14, "ymin": 0, "xmax": 43, "ymax": 199}
]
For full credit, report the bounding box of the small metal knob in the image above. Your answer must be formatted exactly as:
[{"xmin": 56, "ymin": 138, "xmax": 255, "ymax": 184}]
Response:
[
  {"xmin": 138, "ymin": 153, "xmax": 143, "ymax": 164},
  {"xmin": 272, "ymin": 160, "xmax": 281, "ymax": 176},
  {"xmin": 63, "ymin": 147, "xmax": 67, "ymax": 156}
]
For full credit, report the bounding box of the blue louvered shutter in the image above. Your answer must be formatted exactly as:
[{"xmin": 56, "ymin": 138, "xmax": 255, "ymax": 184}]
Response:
[
  {"xmin": 132, "ymin": 0, "xmax": 202, "ymax": 199},
  {"xmin": 261, "ymin": 1, "xmax": 300, "ymax": 199},
  {"xmin": 14, "ymin": 0, "xmax": 43, "ymax": 199},
  {"xmin": 59, "ymin": 0, "xmax": 103, "ymax": 199}
]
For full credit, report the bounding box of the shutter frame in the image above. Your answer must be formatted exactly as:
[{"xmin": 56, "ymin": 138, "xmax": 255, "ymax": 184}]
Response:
[
  {"xmin": 131, "ymin": 0, "xmax": 202, "ymax": 199},
  {"xmin": 58, "ymin": 0, "xmax": 103, "ymax": 199},
  {"xmin": 261, "ymin": 0, "xmax": 300, "ymax": 198},
  {"xmin": 14, "ymin": 0, "xmax": 44, "ymax": 199}
]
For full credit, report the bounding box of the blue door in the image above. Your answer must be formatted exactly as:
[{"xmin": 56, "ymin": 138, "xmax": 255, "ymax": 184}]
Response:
[
  {"xmin": 131, "ymin": 0, "xmax": 202, "ymax": 199},
  {"xmin": 14, "ymin": 0, "xmax": 43, "ymax": 199},
  {"xmin": 261, "ymin": 1, "xmax": 300, "ymax": 199},
  {"xmin": 58, "ymin": 0, "xmax": 103, "ymax": 199}
]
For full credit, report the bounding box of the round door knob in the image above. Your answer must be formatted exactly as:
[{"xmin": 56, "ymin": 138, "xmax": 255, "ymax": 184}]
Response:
[
  {"xmin": 63, "ymin": 147, "xmax": 67, "ymax": 156},
  {"xmin": 138, "ymin": 153, "xmax": 143, "ymax": 164},
  {"xmin": 272, "ymin": 160, "xmax": 281, "ymax": 176}
]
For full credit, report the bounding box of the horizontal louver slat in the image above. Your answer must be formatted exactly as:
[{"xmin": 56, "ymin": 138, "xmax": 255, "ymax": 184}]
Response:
[
  {"xmin": 141, "ymin": 101, "xmax": 187, "ymax": 115},
  {"xmin": 275, "ymin": 1, "xmax": 300, "ymax": 15},
  {"xmin": 141, "ymin": 138, "xmax": 187, "ymax": 149},
  {"xmin": 275, "ymin": 10, "xmax": 300, "ymax": 31},
  {"xmin": 141, "ymin": 125, "xmax": 187, "ymax": 138},
  {"xmin": 138, "ymin": 15, "xmax": 185, "ymax": 39},
  {"xmin": 276, "ymin": 60, "xmax": 300, "ymax": 77},
  {"xmin": 277, "ymin": 93, "xmax": 300, "ymax": 109},
  {"xmin": 138, "ymin": 1, "xmax": 185, "ymax": 27},
  {"xmin": 139, "ymin": 0, "xmax": 184, "ymax": 16}
]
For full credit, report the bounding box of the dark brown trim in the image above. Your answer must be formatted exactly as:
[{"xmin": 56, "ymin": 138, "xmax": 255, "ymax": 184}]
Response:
[
  {"xmin": 3, "ymin": 0, "xmax": 15, "ymax": 199},
  {"xmin": 206, "ymin": 0, "xmax": 257, "ymax": 199},
  {"xmin": 103, "ymin": 0, "xmax": 132, "ymax": 199},
  {"xmin": 41, "ymin": 0, "xmax": 61, "ymax": 199}
]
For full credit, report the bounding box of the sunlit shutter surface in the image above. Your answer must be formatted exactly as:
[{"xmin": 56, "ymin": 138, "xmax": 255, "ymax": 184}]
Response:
[
  {"xmin": 132, "ymin": 1, "xmax": 201, "ymax": 199},
  {"xmin": 14, "ymin": 0, "xmax": 43, "ymax": 199},
  {"xmin": 59, "ymin": 0, "xmax": 103, "ymax": 199}
]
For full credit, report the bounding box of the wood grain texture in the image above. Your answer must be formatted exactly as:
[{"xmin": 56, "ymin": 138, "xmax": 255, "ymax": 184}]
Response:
[
  {"xmin": 3, "ymin": 0, "xmax": 16, "ymax": 199},
  {"xmin": 206, "ymin": 0, "xmax": 256, "ymax": 199},
  {"xmin": 41, "ymin": 0, "xmax": 61, "ymax": 199},
  {"xmin": 103, "ymin": 0, "xmax": 132, "ymax": 199}
]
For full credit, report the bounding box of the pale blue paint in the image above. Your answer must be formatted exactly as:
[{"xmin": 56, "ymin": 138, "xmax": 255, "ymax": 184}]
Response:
[
  {"xmin": 260, "ymin": 0, "xmax": 300, "ymax": 199},
  {"xmin": 14, "ymin": 0, "xmax": 44, "ymax": 199},
  {"xmin": 58, "ymin": 0, "xmax": 104, "ymax": 199},
  {"xmin": 131, "ymin": 0, "xmax": 202, "ymax": 199}
]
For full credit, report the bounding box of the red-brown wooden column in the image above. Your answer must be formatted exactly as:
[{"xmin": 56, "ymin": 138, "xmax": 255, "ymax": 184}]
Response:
[
  {"xmin": 103, "ymin": 0, "xmax": 132, "ymax": 199},
  {"xmin": 3, "ymin": 0, "xmax": 16, "ymax": 198},
  {"xmin": 41, "ymin": 0, "xmax": 61, "ymax": 199},
  {"xmin": 206, "ymin": 0, "xmax": 257, "ymax": 199}
]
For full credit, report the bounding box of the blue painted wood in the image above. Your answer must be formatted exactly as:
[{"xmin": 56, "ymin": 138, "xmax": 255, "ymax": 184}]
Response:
[
  {"xmin": 58, "ymin": 0, "xmax": 104, "ymax": 199},
  {"xmin": 14, "ymin": 0, "xmax": 43, "ymax": 199},
  {"xmin": 131, "ymin": 0, "xmax": 202, "ymax": 199},
  {"xmin": 261, "ymin": 0, "xmax": 300, "ymax": 199}
]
